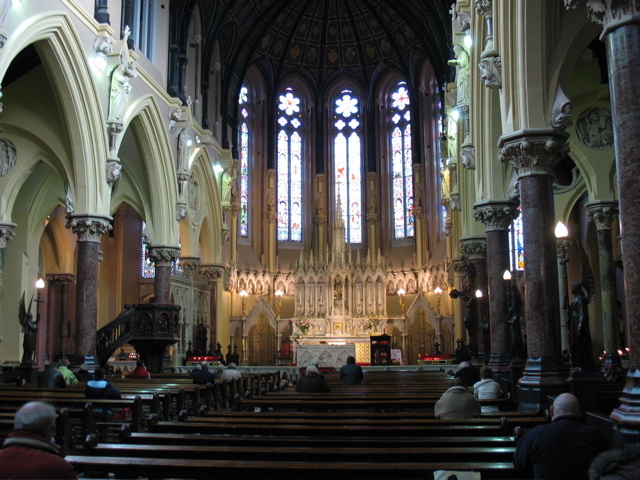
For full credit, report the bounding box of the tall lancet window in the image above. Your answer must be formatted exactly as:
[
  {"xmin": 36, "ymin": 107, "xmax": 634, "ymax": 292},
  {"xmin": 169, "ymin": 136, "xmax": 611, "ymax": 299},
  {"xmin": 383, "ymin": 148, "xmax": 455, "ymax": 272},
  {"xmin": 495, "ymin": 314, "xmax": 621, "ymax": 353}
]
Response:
[
  {"xmin": 238, "ymin": 85, "xmax": 249, "ymax": 237},
  {"xmin": 277, "ymin": 88, "xmax": 303, "ymax": 242},
  {"xmin": 389, "ymin": 81, "xmax": 414, "ymax": 239},
  {"xmin": 333, "ymin": 89, "xmax": 362, "ymax": 243}
]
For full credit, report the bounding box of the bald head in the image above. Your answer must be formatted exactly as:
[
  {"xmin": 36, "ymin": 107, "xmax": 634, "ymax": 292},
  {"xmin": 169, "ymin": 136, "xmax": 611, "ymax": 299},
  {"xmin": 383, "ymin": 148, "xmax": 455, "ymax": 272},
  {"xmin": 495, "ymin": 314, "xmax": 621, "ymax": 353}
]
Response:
[
  {"xmin": 551, "ymin": 393, "xmax": 581, "ymax": 420},
  {"xmin": 14, "ymin": 402, "xmax": 56, "ymax": 437}
]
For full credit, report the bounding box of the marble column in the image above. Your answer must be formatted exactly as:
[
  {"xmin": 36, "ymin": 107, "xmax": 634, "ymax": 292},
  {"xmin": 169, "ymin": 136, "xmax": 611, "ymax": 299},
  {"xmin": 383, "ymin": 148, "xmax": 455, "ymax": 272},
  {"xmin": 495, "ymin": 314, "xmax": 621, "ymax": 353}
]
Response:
[
  {"xmin": 499, "ymin": 129, "xmax": 570, "ymax": 408},
  {"xmin": 66, "ymin": 215, "xmax": 111, "ymax": 359},
  {"xmin": 586, "ymin": 201, "xmax": 620, "ymax": 366},
  {"xmin": 0, "ymin": 223, "xmax": 15, "ymax": 322},
  {"xmin": 566, "ymin": 0, "xmax": 640, "ymax": 439},
  {"xmin": 474, "ymin": 199, "xmax": 520, "ymax": 373},
  {"xmin": 148, "ymin": 246, "xmax": 181, "ymax": 304},
  {"xmin": 460, "ymin": 236, "xmax": 488, "ymax": 359}
]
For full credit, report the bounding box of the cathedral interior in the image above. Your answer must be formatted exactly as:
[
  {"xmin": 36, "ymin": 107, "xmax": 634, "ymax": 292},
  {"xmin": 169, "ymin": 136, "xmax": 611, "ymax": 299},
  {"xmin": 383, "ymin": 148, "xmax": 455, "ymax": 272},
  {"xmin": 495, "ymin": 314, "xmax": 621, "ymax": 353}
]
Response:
[{"xmin": 0, "ymin": 0, "xmax": 638, "ymax": 421}]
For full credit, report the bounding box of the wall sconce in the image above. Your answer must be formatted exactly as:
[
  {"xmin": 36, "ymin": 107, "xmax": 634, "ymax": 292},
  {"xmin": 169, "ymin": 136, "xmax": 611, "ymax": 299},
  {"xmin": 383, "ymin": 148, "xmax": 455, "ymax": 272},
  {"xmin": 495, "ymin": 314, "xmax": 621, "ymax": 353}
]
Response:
[
  {"xmin": 555, "ymin": 221, "xmax": 570, "ymax": 309},
  {"xmin": 239, "ymin": 289, "xmax": 248, "ymax": 316},
  {"xmin": 274, "ymin": 289, "xmax": 283, "ymax": 317},
  {"xmin": 475, "ymin": 289, "xmax": 483, "ymax": 299},
  {"xmin": 35, "ymin": 278, "xmax": 45, "ymax": 289},
  {"xmin": 397, "ymin": 288, "xmax": 406, "ymax": 315},
  {"xmin": 433, "ymin": 286, "xmax": 442, "ymax": 315}
]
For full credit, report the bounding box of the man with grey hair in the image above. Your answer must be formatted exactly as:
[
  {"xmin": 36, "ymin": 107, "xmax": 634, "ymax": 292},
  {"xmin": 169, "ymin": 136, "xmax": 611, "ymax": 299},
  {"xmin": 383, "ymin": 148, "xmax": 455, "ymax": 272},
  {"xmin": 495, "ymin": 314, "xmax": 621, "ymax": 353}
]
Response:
[
  {"xmin": 0, "ymin": 401, "xmax": 77, "ymax": 479},
  {"xmin": 513, "ymin": 393, "xmax": 608, "ymax": 479}
]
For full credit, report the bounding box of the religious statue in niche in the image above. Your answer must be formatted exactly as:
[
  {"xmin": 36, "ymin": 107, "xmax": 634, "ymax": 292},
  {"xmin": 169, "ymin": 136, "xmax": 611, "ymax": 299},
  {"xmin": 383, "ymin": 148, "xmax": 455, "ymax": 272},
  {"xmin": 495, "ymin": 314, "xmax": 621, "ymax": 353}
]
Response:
[
  {"xmin": 333, "ymin": 280, "xmax": 343, "ymax": 309},
  {"xmin": 0, "ymin": 138, "xmax": 16, "ymax": 177},
  {"xmin": 565, "ymin": 282, "xmax": 595, "ymax": 371},
  {"xmin": 575, "ymin": 106, "xmax": 614, "ymax": 151},
  {"xmin": 107, "ymin": 51, "xmax": 137, "ymax": 125},
  {"xmin": 19, "ymin": 292, "xmax": 38, "ymax": 364},
  {"xmin": 177, "ymin": 128, "xmax": 191, "ymax": 174},
  {"xmin": 221, "ymin": 167, "xmax": 234, "ymax": 206},
  {"xmin": 448, "ymin": 44, "xmax": 470, "ymax": 105}
]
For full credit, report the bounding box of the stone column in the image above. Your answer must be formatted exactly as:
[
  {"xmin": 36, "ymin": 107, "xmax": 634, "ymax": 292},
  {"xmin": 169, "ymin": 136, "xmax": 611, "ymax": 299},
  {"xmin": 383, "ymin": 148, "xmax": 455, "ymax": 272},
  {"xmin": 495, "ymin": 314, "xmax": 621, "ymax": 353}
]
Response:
[
  {"xmin": 473, "ymin": 199, "xmax": 520, "ymax": 373},
  {"xmin": 566, "ymin": 0, "xmax": 640, "ymax": 439},
  {"xmin": 499, "ymin": 129, "xmax": 570, "ymax": 408},
  {"xmin": 266, "ymin": 170, "xmax": 277, "ymax": 271},
  {"xmin": 365, "ymin": 172, "xmax": 378, "ymax": 258},
  {"xmin": 0, "ymin": 223, "xmax": 16, "ymax": 325},
  {"xmin": 200, "ymin": 265, "xmax": 223, "ymax": 348},
  {"xmin": 148, "ymin": 246, "xmax": 181, "ymax": 304},
  {"xmin": 460, "ymin": 236, "xmax": 488, "ymax": 359},
  {"xmin": 66, "ymin": 215, "xmax": 111, "ymax": 359},
  {"xmin": 586, "ymin": 201, "xmax": 620, "ymax": 366}
]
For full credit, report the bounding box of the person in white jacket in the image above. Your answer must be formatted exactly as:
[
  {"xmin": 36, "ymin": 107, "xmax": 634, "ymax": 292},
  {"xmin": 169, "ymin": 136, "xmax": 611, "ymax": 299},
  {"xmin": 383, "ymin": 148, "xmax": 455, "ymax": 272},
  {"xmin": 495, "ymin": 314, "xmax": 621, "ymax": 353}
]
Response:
[{"xmin": 473, "ymin": 366, "xmax": 503, "ymax": 413}]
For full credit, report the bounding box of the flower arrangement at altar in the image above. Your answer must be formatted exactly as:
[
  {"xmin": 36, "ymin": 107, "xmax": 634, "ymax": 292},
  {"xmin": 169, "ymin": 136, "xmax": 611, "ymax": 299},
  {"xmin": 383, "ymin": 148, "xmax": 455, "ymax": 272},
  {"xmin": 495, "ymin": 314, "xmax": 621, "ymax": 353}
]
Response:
[
  {"xmin": 298, "ymin": 319, "xmax": 311, "ymax": 335},
  {"xmin": 363, "ymin": 318, "xmax": 375, "ymax": 331}
]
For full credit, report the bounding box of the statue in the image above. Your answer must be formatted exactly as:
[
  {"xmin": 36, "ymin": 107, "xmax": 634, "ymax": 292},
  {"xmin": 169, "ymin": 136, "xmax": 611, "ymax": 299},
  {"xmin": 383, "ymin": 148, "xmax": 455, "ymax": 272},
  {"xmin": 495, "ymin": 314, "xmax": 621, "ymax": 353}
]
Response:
[
  {"xmin": 448, "ymin": 44, "xmax": 470, "ymax": 105},
  {"xmin": 565, "ymin": 282, "xmax": 595, "ymax": 371},
  {"xmin": 107, "ymin": 54, "xmax": 137, "ymax": 125},
  {"xmin": 221, "ymin": 167, "xmax": 234, "ymax": 206},
  {"xmin": 19, "ymin": 292, "xmax": 38, "ymax": 364}
]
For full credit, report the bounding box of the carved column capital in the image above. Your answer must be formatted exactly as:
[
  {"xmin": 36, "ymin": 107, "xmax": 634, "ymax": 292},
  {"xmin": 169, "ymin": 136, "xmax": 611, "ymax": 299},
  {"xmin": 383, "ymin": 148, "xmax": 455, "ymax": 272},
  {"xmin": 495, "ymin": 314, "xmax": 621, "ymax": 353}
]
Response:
[
  {"xmin": 147, "ymin": 245, "xmax": 181, "ymax": 267},
  {"xmin": 498, "ymin": 128, "xmax": 571, "ymax": 178},
  {"xmin": 0, "ymin": 222, "xmax": 16, "ymax": 248},
  {"xmin": 460, "ymin": 144, "xmax": 476, "ymax": 169},
  {"xmin": 199, "ymin": 264, "xmax": 224, "ymax": 281},
  {"xmin": 460, "ymin": 236, "xmax": 487, "ymax": 261},
  {"xmin": 46, "ymin": 273, "xmax": 76, "ymax": 284},
  {"xmin": 180, "ymin": 256, "xmax": 202, "ymax": 274},
  {"xmin": 450, "ymin": 193, "xmax": 461, "ymax": 211},
  {"xmin": 478, "ymin": 56, "xmax": 502, "ymax": 88},
  {"xmin": 586, "ymin": 200, "xmax": 619, "ymax": 230},
  {"xmin": 316, "ymin": 215, "xmax": 328, "ymax": 226},
  {"xmin": 473, "ymin": 200, "xmax": 520, "ymax": 231},
  {"xmin": 475, "ymin": 0, "xmax": 493, "ymax": 17},
  {"xmin": 565, "ymin": 0, "xmax": 640, "ymax": 37},
  {"xmin": 65, "ymin": 215, "xmax": 112, "ymax": 242}
]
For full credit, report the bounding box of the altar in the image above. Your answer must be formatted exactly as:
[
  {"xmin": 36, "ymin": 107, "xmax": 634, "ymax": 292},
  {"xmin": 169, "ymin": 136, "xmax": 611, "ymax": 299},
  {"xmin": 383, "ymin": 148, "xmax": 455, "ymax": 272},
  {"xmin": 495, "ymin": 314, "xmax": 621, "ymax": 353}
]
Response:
[{"xmin": 294, "ymin": 336, "xmax": 370, "ymax": 367}]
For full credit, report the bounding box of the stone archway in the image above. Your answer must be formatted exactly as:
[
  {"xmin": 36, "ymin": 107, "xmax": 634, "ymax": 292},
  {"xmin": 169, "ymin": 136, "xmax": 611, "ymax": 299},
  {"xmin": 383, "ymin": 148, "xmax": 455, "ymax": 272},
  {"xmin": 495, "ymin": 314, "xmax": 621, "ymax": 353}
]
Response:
[{"xmin": 247, "ymin": 313, "xmax": 276, "ymax": 365}]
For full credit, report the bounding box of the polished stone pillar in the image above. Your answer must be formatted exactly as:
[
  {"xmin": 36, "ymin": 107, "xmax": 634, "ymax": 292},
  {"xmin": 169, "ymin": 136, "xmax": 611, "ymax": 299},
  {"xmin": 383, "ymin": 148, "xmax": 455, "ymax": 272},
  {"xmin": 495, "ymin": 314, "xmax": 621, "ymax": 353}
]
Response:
[
  {"xmin": 474, "ymin": 199, "xmax": 520, "ymax": 373},
  {"xmin": 499, "ymin": 129, "xmax": 570, "ymax": 408},
  {"xmin": 460, "ymin": 236, "xmax": 488, "ymax": 358},
  {"xmin": 566, "ymin": 0, "xmax": 640, "ymax": 440},
  {"xmin": 586, "ymin": 201, "xmax": 620, "ymax": 365},
  {"xmin": 148, "ymin": 246, "xmax": 181, "ymax": 304},
  {"xmin": 66, "ymin": 215, "xmax": 111, "ymax": 359}
]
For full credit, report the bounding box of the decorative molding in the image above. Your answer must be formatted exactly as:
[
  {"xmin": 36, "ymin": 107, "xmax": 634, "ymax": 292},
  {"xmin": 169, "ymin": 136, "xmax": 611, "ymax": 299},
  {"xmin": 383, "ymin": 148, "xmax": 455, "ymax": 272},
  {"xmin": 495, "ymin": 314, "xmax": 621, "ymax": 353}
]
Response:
[
  {"xmin": 478, "ymin": 56, "xmax": 502, "ymax": 88},
  {"xmin": 65, "ymin": 215, "xmax": 112, "ymax": 242},
  {"xmin": 0, "ymin": 221, "xmax": 15, "ymax": 248},
  {"xmin": 586, "ymin": 200, "xmax": 619, "ymax": 230},
  {"xmin": 147, "ymin": 246, "xmax": 181, "ymax": 267},
  {"xmin": 498, "ymin": 129, "xmax": 570, "ymax": 177},
  {"xmin": 565, "ymin": 0, "xmax": 640, "ymax": 36},
  {"xmin": 199, "ymin": 264, "xmax": 224, "ymax": 281},
  {"xmin": 45, "ymin": 273, "xmax": 76, "ymax": 284},
  {"xmin": 473, "ymin": 200, "xmax": 520, "ymax": 231},
  {"xmin": 180, "ymin": 257, "xmax": 202, "ymax": 274}
]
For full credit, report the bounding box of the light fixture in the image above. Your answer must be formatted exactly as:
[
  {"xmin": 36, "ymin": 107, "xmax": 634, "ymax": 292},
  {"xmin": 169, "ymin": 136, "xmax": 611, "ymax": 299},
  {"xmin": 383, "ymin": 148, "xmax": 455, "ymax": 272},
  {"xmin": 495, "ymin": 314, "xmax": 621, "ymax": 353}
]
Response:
[
  {"xmin": 503, "ymin": 270, "xmax": 512, "ymax": 281},
  {"xmin": 275, "ymin": 289, "xmax": 283, "ymax": 317},
  {"xmin": 433, "ymin": 287, "xmax": 443, "ymax": 315},
  {"xmin": 451, "ymin": 109, "xmax": 460, "ymax": 121},
  {"xmin": 35, "ymin": 278, "xmax": 45, "ymax": 289},
  {"xmin": 239, "ymin": 289, "xmax": 248, "ymax": 316},
  {"xmin": 464, "ymin": 34, "xmax": 472, "ymax": 49},
  {"xmin": 92, "ymin": 35, "xmax": 113, "ymax": 72},
  {"xmin": 434, "ymin": 287, "xmax": 443, "ymax": 295},
  {"xmin": 555, "ymin": 221, "xmax": 569, "ymax": 238},
  {"xmin": 397, "ymin": 288, "xmax": 406, "ymax": 315},
  {"xmin": 475, "ymin": 289, "xmax": 483, "ymax": 298},
  {"xmin": 213, "ymin": 163, "xmax": 224, "ymax": 175}
]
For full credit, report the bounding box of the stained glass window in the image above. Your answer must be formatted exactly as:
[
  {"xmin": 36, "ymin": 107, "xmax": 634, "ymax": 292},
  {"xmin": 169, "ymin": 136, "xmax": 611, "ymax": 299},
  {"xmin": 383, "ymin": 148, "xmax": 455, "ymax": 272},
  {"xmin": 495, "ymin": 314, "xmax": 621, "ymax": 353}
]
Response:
[
  {"xmin": 277, "ymin": 88, "xmax": 303, "ymax": 242},
  {"xmin": 333, "ymin": 89, "xmax": 362, "ymax": 243},
  {"xmin": 509, "ymin": 207, "xmax": 524, "ymax": 271},
  {"xmin": 390, "ymin": 81, "xmax": 413, "ymax": 239},
  {"xmin": 141, "ymin": 222, "xmax": 182, "ymax": 277},
  {"xmin": 238, "ymin": 85, "xmax": 249, "ymax": 237}
]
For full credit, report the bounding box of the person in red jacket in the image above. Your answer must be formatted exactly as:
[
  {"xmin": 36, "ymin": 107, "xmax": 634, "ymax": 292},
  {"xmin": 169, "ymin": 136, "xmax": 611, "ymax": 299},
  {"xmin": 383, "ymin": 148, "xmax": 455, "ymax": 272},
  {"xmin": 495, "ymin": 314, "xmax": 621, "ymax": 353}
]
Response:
[
  {"xmin": 0, "ymin": 401, "xmax": 77, "ymax": 479},
  {"xmin": 127, "ymin": 359, "xmax": 151, "ymax": 379}
]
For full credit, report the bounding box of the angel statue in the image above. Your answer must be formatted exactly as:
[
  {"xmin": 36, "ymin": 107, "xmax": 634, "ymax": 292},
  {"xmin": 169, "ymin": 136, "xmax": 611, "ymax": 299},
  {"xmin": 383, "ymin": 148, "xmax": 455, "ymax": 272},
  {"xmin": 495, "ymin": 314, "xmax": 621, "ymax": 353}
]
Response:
[{"xmin": 19, "ymin": 292, "xmax": 38, "ymax": 364}]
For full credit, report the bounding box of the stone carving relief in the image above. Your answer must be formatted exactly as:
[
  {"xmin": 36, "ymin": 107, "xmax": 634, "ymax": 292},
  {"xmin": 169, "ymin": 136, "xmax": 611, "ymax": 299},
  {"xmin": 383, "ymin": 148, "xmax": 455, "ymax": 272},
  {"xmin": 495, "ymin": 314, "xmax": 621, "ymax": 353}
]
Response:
[
  {"xmin": 460, "ymin": 145, "xmax": 476, "ymax": 170},
  {"xmin": 450, "ymin": 4, "xmax": 471, "ymax": 31},
  {"xmin": 107, "ymin": 53, "xmax": 138, "ymax": 127},
  {"xmin": 448, "ymin": 45, "xmax": 470, "ymax": 106},
  {"xmin": 550, "ymin": 87, "xmax": 573, "ymax": 130},
  {"xmin": 575, "ymin": 106, "xmax": 613, "ymax": 150},
  {"xmin": 478, "ymin": 56, "xmax": 502, "ymax": 88},
  {"xmin": 65, "ymin": 185, "xmax": 74, "ymax": 214},
  {"xmin": 0, "ymin": 138, "xmax": 16, "ymax": 176},
  {"xmin": 188, "ymin": 176, "xmax": 198, "ymax": 212}
]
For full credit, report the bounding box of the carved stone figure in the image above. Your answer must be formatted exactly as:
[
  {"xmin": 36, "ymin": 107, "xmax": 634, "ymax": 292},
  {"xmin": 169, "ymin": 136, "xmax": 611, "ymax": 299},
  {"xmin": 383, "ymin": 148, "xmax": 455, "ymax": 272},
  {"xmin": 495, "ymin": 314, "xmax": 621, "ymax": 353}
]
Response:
[
  {"xmin": 448, "ymin": 45, "xmax": 470, "ymax": 105},
  {"xmin": 19, "ymin": 293, "xmax": 38, "ymax": 364},
  {"xmin": 107, "ymin": 55, "xmax": 137, "ymax": 125},
  {"xmin": 221, "ymin": 167, "xmax": 233, "ymax": 206},
  {"xmin": 0, "ymin": 138, "xmax": 17, "ymax": 177},
  {"xmin": 177, "ymin": 128, "xmax": 191, "ymax": 174},
  {"xmin": 478, "ymin": 56, "xmax": 502, "ymax": 89},
  {"xmin": 65, "ymin": 185, "xmax": 74, "ymax": 214},
  {"xmin": 576, "ymin": 106, "xmax": 614, "ymax": 150},
  {"xmin": 566, "ymin": 282, "xmax": 595, "ymax": 371}
]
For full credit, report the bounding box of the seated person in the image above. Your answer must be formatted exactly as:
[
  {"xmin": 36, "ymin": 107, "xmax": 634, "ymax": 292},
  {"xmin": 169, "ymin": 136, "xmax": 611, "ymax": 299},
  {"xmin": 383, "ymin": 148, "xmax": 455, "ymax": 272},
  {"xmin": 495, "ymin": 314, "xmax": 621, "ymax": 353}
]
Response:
[
  {"xmin": 75, "ymin": 363, "xmax": 93, "ymax": 382},
  {"xmin": 473, "ymin": 366, "xmax": 503, "ymax": 413},
  {"xmin": 0, "ymin": 401, "xmax": 77, "ymax": 479},
  {"xmin": 38, "ymin": 361, "xmax": 66, "ymax": 389},
  {"xmin": 435, "ymin": 377, "xmax": 481, "ymax": 419},
  {"xmin": 85, "ymin": 367, "xmax": 121, "ymax": 399},
  {"xmin": 190, "ymin": 361, "xmax": 215, "ymax": 384},
  {"xmin": 340, "ymin": 355, "xmax": 364, "ymax": 385},
  {"xmin": 56, "ymin": 359, "xmax": 78, "ymax": 385},
  {"xmin": 221, "ymin": 363, "xmax": 242, "ymax": 381},
  {"xmin": 453, "ymin": 361, "xmax": 480, "ymax": 388},
  {"xmin": 296, "ymin": 365, "xmax": 330, "ymax": 393},
  {"xmin": 127, "ymin": 359, "xmax": 151, "ymax": 379}
]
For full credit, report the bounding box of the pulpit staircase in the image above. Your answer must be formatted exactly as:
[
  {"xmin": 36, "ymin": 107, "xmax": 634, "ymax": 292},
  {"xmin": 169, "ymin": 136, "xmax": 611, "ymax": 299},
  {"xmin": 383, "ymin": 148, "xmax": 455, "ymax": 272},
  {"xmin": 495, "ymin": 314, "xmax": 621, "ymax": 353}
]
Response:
[{"xmin": 96, "ymin": 303, "xmax": 181, "ymax": 372}]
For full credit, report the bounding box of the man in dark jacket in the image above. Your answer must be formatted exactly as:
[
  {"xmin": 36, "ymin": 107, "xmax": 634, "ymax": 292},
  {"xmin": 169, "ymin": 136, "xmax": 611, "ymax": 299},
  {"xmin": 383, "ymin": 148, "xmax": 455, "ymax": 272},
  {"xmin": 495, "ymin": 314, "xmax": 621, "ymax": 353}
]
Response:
[
  {"xmin": 514, "ymin": 393, "xmax": 609, "ymax": 479},
  {"xmin": 0, "ymin": 401, "xmax": 77, "ymax": 479},
  {"xmin": 296, "ymin": 365, "xmax": 330, "ymax": 393},
  {"xmin": 340, "ymin": 356, "xmax": 364, "ymax": 385},
  {"xmin": 85, "ymin": 367, "xmax": 122, "ymax": 399},
  {"xmin": 190, "ymin": 361, "xmax": 215, "ymax": 384},
  {"xmin": 39, "ymin": 362, "xmax": 66, "ymax": 389}
]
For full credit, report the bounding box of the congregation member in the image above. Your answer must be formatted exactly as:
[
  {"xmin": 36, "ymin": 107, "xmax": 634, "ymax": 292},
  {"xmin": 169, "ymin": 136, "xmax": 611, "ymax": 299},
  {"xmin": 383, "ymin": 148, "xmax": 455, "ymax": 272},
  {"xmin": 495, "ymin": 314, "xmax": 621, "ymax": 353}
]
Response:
[
  {"xmin": 296, "ymin": 365, "xmax": 331, "ymax": 393},
  {"xmin": 221, "ymin": 362, "xmax": 242, "ymax": 381},
  {"xmin": 514, "ymin": 393, "xmax": 609, "ymax": 479},
  {"xmin": 340, "ymin": 355, "xmax": 364, "ymax": 385},
  {"xmin": 75, "ymin": 363, "xmax": 93, "ymax": 382},
  {"xmin": 473, "ymin": 366, "xmax": 503, "ymax": 413},
  {"xmin": 127, "ymin": 359, "xmax": 151, "ymax": 379},
  {"xmin": 190, "ymin": 361, "xmax": 215, "ymax": 384},
  {"xmin": 0, "ymin": 401, "xmax": 77, "ymax": 479},
  {"xmin": 453, "ymin": 361, "xmax": 480, "ymax": 388},
  {"xmin": 589, "ymin": 442, "xmax": 640, "ymax": 479},
  {"xmin": 38, "ymin": 360, "xmax": 66, "ymax": 389},
  {"xmin": 56, "ymin": 359, "xmax": 78, "ymax": 385},
  {"xmin": 434, "ymin": 377, "xmax": 481, "ymax": 419}
]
